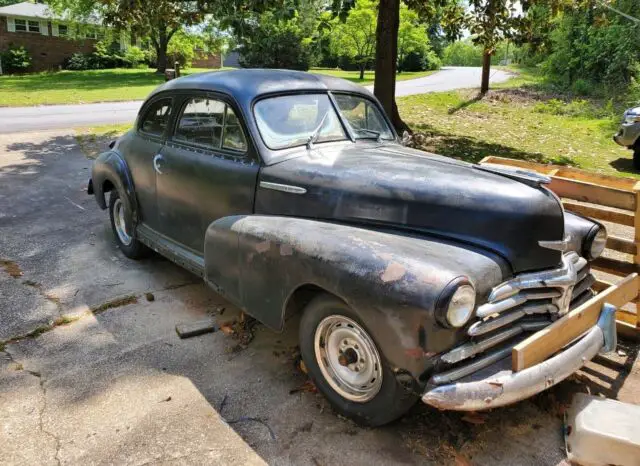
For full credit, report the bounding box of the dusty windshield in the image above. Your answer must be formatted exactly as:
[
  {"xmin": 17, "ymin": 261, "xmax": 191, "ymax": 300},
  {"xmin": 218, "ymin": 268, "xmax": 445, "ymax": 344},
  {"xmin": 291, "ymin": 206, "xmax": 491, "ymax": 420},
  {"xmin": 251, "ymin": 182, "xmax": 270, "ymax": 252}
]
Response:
[{"xmin": 253, "ymin": 93, "xmax": 394, "ymax": 150}]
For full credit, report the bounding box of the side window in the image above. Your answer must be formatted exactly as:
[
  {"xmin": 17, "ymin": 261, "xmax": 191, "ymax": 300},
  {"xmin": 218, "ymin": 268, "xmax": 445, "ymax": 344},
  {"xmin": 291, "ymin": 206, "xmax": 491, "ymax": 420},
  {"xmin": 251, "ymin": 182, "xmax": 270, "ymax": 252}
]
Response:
[
  {"xmin": 139, "ymin": 99, "xmax": 172, "ymax": 137},
  {"xmin": 175, "ymin": 98, "xmax": 225, "ymax": 149},
  {"xmin": 174, "ymin": 97, "xmax": 247, "ymax": 153},
  {"xmin": 222, "ymin": 106, "xmax": 247, "ymax": 152}
]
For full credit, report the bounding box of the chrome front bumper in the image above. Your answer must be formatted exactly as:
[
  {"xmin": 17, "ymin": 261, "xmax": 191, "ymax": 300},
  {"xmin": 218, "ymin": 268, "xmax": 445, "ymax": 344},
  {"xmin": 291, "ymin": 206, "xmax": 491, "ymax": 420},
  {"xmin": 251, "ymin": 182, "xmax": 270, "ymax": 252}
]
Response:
[{"xmin": 422, "ymin": 304, "xmax": 617, "ymax": 411}]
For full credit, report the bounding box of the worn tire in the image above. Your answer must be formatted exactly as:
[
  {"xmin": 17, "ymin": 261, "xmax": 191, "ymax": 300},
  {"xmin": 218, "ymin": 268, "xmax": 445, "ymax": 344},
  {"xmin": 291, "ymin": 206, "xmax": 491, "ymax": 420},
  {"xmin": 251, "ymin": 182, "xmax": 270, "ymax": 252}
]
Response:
[
  {"xmin": 633, "ymin": 147, "xmax": 640, "ymax": 170},
  {"xmin": 299, "ymin": 294, "xmax": 418, "ymax": 426},
  {"xmin": 108, "ymin": 190, "xmax": 149, "ymax": 259}
]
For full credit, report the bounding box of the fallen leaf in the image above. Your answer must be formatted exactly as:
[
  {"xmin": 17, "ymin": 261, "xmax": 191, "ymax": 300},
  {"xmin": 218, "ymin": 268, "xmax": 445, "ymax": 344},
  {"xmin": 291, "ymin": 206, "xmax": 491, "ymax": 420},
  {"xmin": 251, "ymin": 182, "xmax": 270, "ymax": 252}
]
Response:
[
  {"xmin": 220, "ymin": 323, "xmax": 235, "ymax": 335},
  {"xmin": 462, "ymin": 412, "xmax": 487, "ymax": 425},
  {"xmin": 289, "ymin": 380, "xmax": 317, "ymax": 395}
]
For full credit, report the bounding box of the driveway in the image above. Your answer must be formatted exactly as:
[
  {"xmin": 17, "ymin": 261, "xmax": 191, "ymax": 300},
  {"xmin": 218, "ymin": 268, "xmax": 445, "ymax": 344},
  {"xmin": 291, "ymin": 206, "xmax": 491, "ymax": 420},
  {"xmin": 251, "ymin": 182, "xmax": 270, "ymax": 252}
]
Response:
[
  {"xmin": 0, "ymin": 67, "xmax": 512, "ymax": 134},
  {"xmin": 1, "ymin": 129, "xmax": 638, "ymax": 465}
]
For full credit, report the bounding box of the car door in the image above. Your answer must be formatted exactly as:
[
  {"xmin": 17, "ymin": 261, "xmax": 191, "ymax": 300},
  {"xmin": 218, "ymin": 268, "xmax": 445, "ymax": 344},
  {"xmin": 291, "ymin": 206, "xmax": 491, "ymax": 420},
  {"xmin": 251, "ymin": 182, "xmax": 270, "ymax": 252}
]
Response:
[
  {"xmin": 155, "ymin": 93, "xmax": 259, "ymax": 253},
  {"xmin": 125, "ymin": 96, "xmax": 173, "ymax": 231}
]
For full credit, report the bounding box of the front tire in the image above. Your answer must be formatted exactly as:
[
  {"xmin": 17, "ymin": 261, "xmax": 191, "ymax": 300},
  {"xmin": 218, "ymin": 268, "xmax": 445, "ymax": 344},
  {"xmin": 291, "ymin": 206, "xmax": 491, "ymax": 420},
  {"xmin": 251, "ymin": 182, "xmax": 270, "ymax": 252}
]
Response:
[
  {"xmin": 299, "ymin": 294, "xmax": 418, "ymax": 426},
  {"xmin": 108, "ymin": 190, "xmax": 148, "ymax": 259}
]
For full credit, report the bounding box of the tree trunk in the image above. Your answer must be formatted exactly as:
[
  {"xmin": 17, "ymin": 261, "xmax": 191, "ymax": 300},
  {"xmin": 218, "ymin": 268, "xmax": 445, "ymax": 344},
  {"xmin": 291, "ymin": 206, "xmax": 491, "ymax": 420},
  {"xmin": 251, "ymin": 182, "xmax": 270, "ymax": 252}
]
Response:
[
  {"xmin": 481, "ymin": 49, "xmax": 491, "ymax": 95},
  {"xmin": 359, "ymin": 65, "xmax": 365, "ymax": 80},
  {"xmin": 155, "ymin": 28, "xmax": 169, "ymax": 74},
  {"xmin": 374, "ymin": 0, "xmax": 409, "ymax": 134}
]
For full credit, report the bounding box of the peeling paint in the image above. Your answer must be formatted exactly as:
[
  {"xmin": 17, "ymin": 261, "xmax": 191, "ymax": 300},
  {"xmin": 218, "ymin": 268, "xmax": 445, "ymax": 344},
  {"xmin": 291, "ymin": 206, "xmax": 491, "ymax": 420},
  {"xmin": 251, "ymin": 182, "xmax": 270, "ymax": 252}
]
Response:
[
  {"xmin": 380, "ymin": 262, "xmax": 406, "ymax": 282},
  {"xmin": 255, "ymin": 240, "xmax": 270, "ymax": 253},
  {"xmin": 280, "ymin": 244, "xmax": 293, "ymax": 256}
]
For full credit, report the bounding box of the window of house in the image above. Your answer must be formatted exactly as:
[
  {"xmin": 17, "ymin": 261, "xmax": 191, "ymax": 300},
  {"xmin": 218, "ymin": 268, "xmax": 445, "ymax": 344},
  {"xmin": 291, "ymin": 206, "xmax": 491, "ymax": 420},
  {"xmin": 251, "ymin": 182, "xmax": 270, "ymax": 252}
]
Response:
[
  {"xmin": 14, "ymin": 19, "xmax": 27, "ymax": 32},
  {"xmin": 174, "ymin": 97, "xmax": 247, "ymax": 153},
  {"xmin": 139, "ymin": 99, "xmax": 172, "ymax": 137},
  {"xmin": 27, "ymin": 20, "xmax": 40, "ymax": 33},
  {"xmin": 57, "ymin": 24, "xmax": 68, "ymax": 36}
]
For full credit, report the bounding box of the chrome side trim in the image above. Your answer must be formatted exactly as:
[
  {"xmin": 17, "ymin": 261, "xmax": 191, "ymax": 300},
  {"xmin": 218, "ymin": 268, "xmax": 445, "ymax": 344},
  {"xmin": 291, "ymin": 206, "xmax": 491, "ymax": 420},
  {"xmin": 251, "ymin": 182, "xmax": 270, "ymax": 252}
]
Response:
[
  {"xmin": 259, "ymin": 181, "xmax": 307, "ymax": 194},
  {"xmin": 539, "ymin": 235, "xmax": 572, "ymax": 252},
  {"xmin": 423, "ymin": 304, "xmax": 616, "ymax": 411}
]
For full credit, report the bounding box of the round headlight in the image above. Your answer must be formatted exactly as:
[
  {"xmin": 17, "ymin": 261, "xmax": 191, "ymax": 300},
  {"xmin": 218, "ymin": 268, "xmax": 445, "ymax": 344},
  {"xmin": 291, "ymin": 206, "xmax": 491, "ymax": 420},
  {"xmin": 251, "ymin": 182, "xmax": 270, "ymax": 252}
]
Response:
[
  {"xmin": 584, "ymin": 225, "xmax": 607, "ymax": 260},
  {"xmin": 436, "ymin": 278, "xmax": 476, "ymax": 328}
]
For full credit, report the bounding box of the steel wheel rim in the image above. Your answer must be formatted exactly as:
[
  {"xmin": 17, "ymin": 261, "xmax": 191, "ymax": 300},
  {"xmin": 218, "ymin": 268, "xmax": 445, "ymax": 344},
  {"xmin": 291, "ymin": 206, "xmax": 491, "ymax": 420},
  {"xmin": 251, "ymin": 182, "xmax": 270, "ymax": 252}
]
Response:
[
  {"xmin": 314, "ymin": 315, "xmax": 383, "ymax": 402},
  {"xmin": 113, "ymin": 198, "xmax": 132, "ymax": 246}
]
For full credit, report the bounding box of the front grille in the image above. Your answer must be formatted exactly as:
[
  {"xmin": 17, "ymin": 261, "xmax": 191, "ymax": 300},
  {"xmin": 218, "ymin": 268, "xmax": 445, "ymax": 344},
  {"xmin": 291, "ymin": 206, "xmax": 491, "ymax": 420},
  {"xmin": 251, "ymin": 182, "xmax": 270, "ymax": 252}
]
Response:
[{"xmin": 433, "ymin": 252, "xmax": 595, "ymax": 384}]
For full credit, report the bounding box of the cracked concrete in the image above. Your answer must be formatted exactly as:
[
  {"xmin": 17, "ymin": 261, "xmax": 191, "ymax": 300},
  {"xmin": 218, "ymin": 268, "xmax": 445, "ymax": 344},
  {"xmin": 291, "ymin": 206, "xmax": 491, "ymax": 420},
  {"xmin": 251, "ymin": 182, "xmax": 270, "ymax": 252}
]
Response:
[{"xmin": 1, "ymin": 128, "xmax": 639, "ymax": 466}]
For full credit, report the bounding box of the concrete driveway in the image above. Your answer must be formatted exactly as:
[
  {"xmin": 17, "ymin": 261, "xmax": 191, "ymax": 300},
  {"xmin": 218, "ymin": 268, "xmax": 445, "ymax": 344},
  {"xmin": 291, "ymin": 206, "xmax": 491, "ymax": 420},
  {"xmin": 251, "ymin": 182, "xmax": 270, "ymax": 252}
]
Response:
[
  {"xmin": 1, "ymin": 129, "xmax": 638, "ymax": 465},
  {"xmin": 0, "ymin": 67, "xmax": 512, "ymax": 134}
]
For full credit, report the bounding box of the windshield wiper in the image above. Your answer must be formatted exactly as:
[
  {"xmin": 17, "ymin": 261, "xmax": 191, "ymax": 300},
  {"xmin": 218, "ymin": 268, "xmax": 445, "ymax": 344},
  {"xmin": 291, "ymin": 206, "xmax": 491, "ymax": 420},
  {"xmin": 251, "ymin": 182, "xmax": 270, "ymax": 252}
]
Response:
[
  {"xmin": 306, "ymin": 111, "xmax": 330, "ymax": 149},
  {"xmin": 353, "ymin": 127, "xmax": 382, "ymax": 142}
]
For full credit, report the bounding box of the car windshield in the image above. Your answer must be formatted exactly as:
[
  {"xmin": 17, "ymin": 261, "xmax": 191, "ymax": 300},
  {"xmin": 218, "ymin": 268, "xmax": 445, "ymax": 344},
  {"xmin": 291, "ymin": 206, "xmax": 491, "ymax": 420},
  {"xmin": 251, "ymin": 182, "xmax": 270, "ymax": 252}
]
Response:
[{"xmin": 253, "ymin": 93, "xmax": 394, "ymax": 150}]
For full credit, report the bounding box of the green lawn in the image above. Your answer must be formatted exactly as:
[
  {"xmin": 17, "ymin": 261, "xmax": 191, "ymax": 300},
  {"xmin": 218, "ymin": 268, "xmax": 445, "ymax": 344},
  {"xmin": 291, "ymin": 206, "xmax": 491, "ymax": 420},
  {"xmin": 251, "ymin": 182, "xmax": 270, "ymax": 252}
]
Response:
[
  {"xmin": 1, "ymin": 67, "xmax": 437, "ymax": 107},
  {"xmin": 0, "ymin": 68, "xmax": 217, "ymax": 107},
  {"xmin": 398, "ymin": 67, "xmax": 636, "ymax": 179}
]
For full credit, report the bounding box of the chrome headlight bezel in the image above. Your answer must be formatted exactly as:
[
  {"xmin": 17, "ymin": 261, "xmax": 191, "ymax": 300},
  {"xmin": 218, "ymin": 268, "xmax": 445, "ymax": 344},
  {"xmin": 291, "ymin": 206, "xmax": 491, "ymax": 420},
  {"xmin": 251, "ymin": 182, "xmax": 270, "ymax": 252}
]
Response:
[
  {"xmin": 435, "ymin": 277, "xmax": 476, "ymax": 329},
  {"xmin": 583, "ymin": 224, "xmax": 607, "ymax": 260}
]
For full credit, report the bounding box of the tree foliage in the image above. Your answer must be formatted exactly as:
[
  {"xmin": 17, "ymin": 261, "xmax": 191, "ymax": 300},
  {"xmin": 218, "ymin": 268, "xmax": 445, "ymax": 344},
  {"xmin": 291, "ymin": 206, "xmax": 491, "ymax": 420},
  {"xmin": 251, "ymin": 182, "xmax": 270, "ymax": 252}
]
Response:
[{"xmin": 330, "ymin": 0, "xmax": 378, "ymax": 79}]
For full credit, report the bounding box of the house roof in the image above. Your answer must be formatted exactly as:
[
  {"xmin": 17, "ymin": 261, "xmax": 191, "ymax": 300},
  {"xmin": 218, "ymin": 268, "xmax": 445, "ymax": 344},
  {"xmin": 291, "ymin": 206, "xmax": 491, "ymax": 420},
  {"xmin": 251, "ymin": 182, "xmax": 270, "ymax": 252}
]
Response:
[
  {"xmin": 0, "ymin": 2, "xmax": 53, "ymax": 19},
  {"xmin": 0, "ymin": 1, "xmax": 100, "ymax": 24}
]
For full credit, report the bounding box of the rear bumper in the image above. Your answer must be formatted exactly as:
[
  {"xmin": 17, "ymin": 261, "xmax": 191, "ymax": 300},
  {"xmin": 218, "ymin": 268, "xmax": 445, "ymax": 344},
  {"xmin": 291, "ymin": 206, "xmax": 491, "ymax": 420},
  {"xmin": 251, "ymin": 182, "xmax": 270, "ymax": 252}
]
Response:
[{"xmin": 422, "ymin": 304, "xmax": 617, "ymax": 411}]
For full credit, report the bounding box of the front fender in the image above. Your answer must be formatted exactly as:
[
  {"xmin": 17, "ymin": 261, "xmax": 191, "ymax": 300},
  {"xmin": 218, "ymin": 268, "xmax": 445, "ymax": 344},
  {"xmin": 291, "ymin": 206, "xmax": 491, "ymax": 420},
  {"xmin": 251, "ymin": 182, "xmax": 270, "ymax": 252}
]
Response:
[
  {"xmin": 205, "ymin": 215, "xmax": 507, "ymax": 378},
  {"xmin": 91, "ymin": 150, "xmax": 137, "ymax": 222}
]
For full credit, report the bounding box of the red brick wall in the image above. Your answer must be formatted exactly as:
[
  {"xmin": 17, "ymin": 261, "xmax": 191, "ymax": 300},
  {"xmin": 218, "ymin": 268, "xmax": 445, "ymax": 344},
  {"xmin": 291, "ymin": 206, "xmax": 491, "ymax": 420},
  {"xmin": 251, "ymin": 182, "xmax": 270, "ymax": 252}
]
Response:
[
  {"xmin": 191, "ymin": 52, "xmax": 221, "ymax": 69},
  {"xmin": 0, "ymin": 16, "xmax": 97, "ymax": 72}
]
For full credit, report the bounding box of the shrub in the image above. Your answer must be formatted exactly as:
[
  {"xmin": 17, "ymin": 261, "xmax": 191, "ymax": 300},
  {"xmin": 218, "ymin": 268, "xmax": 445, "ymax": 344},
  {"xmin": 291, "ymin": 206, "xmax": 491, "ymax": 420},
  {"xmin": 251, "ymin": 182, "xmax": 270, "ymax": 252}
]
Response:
[
  {"xmin": 123, "ymin": 46, "xmax": 147, "ymax": 68},
  {"xmin": 442, "ymin": 41, "xmax": 483, "ymax": 66},
  {"xmin": 1, "ymin": 45, "xmax": 31, "ymax": 73},
  {"xmin": 238, "ymin": 12, "xmax": 314, "ymax": 71},
  {"xmin": 65, "ymin": 52, "xmax": 91, "ymax": 70}
]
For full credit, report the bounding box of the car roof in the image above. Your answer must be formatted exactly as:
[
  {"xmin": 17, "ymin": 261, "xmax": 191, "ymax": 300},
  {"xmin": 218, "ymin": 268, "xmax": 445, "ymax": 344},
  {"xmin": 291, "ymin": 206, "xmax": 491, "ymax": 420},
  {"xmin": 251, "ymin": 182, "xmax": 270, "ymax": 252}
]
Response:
[{"xmin": 149, "ymin": 68, "xmax": 371, "ymax": 104}]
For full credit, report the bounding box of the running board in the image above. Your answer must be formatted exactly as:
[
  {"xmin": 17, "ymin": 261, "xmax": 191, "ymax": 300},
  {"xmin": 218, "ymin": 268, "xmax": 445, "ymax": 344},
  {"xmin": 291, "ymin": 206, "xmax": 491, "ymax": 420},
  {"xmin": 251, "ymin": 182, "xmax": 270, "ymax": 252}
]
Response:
[{"xmin": 136, "ymin": 224, "xmax": 205, "ymax": 277}]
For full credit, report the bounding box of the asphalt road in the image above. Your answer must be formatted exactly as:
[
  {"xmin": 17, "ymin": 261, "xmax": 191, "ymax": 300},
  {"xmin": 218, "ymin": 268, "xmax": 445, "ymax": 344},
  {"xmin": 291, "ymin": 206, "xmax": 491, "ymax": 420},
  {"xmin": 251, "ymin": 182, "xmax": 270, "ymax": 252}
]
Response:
[{"xmin": 0, "ymin": 67, "xmax": 513, "ymax": 134}]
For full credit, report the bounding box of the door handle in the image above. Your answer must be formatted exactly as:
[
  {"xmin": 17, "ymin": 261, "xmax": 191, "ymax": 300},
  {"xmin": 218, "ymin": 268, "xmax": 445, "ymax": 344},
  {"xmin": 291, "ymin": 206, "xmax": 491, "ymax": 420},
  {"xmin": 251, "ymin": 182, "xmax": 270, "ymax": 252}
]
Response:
[{"xmin": 153, "ymin": 154, "xmax": 164, "ymax": 175}]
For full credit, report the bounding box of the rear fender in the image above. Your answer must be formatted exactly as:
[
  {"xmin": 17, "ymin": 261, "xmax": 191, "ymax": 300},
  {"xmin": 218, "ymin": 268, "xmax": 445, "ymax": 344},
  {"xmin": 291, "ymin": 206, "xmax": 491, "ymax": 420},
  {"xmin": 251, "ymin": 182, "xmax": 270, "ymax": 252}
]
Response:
[
  {"xmin": 91, "ymin": 150, "xmax": 137, "ymax": 223},
  {"xmin": 204, "ymin": 215, "xmax": 505, "ymax": 378}
]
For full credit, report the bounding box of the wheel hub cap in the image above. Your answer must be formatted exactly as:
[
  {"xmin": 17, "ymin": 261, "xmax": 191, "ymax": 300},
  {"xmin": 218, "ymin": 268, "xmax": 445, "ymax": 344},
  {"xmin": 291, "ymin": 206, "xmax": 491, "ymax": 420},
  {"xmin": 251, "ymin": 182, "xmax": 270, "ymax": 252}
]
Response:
[
  {"xmin": 113, "ymin": 198, "xmax": 132, "ymax": 246},
  {"xmin": 314, "ymin": 315, "xmax": 383, "ymax": 402}
]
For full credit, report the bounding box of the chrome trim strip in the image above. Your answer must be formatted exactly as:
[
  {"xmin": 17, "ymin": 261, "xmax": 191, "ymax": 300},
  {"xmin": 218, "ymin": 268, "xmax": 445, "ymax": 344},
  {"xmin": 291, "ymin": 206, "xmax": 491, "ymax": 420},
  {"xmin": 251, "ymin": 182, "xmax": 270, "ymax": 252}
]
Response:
[
  {"xmin": 539, "ymin": 235, "xmax": 572, "ymax": 252},
  {"xmin": 468, "ymin": 303, "xmax": 556, "ymax": 337},
  {"xmin": 259, "ymin": 181, "xmax": 307, "ymax": 194}
]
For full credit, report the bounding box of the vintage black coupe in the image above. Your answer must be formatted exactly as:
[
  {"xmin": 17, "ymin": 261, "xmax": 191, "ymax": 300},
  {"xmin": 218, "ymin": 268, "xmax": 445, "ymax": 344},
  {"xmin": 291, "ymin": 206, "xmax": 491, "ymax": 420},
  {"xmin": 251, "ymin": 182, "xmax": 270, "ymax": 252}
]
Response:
[{"xmin": 89, "ymin": 69, "xmax": 612, "ymax": 426}]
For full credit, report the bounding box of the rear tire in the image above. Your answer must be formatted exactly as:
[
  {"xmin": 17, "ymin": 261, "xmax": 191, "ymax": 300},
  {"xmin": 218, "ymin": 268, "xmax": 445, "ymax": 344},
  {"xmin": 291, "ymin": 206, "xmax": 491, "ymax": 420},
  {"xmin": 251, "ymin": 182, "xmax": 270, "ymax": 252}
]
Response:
[
  {"xmin": 299, "ymin": 294, "xmax": 418, "ymax": 426},
  {"xmin": 108, "ymin": 190, "xmax": 149, "ymax": 259}
]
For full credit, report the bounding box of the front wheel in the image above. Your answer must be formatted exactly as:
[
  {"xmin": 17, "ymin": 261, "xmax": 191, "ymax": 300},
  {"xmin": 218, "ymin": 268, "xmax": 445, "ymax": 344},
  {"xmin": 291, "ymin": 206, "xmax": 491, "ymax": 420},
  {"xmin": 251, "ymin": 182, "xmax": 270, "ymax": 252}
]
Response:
[
  {"xmin": 299, "ymin": 294, "xmax": 418, "ymax": 426},
  {"xmin": 108, "ymin": 190, "xmax": 149, "ymax": 259}
]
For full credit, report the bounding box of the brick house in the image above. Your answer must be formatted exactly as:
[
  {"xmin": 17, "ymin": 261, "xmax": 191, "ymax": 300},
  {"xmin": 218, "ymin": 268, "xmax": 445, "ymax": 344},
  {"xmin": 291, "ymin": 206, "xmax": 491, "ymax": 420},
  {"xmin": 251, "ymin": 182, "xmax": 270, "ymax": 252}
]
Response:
[{"xmin": 0, "ymin": 1, "xmax": 119, "ymax": 72}]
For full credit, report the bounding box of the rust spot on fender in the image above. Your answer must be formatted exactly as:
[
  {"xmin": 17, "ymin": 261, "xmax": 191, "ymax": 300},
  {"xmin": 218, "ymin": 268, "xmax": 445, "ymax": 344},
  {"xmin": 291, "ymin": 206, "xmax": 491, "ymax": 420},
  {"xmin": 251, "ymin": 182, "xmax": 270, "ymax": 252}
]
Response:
[
  {"xmin": 255, "ymin": 240, "xmax": 270, "ymax": 253},
  {"xmin": 380, "ymin": 262, "xmax": 405, "ymax": 282},
  {"xmin": 280, "ymin": 244, "xmax": 293, "ymax": 256}
]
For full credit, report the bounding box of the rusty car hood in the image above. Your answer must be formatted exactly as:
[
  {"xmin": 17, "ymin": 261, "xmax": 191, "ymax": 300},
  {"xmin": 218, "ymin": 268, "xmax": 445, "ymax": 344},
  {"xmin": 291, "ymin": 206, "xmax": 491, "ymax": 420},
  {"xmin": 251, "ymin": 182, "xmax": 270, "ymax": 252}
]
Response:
[{"xmin": 256, "ymin": 142, "xmax": 564, "ymax": 273}]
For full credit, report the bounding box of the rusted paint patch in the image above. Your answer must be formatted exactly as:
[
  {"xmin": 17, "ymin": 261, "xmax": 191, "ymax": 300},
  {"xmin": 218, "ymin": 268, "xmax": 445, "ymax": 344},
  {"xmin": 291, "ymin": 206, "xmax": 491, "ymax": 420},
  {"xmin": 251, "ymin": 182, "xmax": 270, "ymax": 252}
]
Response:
[
  {"xmin": 255, "ymin": 240, "xmax": 270, "ymax": 253},
  {"xmin": 280, "ymin": 244, "xmax": 293, "ymax": 256},
  {"xmin": 380, "ymin": 261, "xmax": 406, "ymax": 282},
  {"xmin": 0, "ymin": 259, "xmax": 23, "ymax": 278}
]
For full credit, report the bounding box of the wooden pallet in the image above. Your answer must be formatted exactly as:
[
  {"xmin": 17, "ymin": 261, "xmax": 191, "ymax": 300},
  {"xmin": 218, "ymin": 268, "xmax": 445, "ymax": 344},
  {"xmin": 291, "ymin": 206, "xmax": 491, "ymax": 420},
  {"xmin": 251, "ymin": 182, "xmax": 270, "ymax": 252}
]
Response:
[{"xmin": 479, "ymin": 156, "xmax": 640, "ymax": 370}]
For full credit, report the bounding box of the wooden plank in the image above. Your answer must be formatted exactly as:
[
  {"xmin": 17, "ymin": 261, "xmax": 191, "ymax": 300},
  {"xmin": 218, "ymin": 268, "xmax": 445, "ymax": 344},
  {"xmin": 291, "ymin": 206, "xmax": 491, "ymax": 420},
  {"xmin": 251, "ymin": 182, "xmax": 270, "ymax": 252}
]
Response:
[
  {"xmin": 616, "ymin": 309, "xmax": 638, "ymax": 326},
  {"xmin": 617, "ymin": 320, "xmax": 640, "ymax": 341},
  {"xmin": 634, "ymin": 182, "xmax": 640, "ymax": 267},
  {"xmin": 593, "ymin": 279, "xmax": 615, "ymax": 293},
  {"xmin": 562, "ymin": 201, "xmax": 635, "ymax": 227},
  {"xmin": 592, "ymin": 257, "xmax": 639, "ymax": 277},
  {"xmin": 554, "ymin": 167, "xmax": 636, "ymax": 191},
  {"xmin": 606, "ymin": 235, "xmax": 638, "ymax": 255},
  {"xmin": 548, "ymin": 177, "xmax": 636, "ymax": 211},
  {"xmin": 479, "ymin": 156, "xmax": 557, "ymax": 175},
  {"xmin": 512, "ymin": 273, "xmax": 639, "ymax": 371}
]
